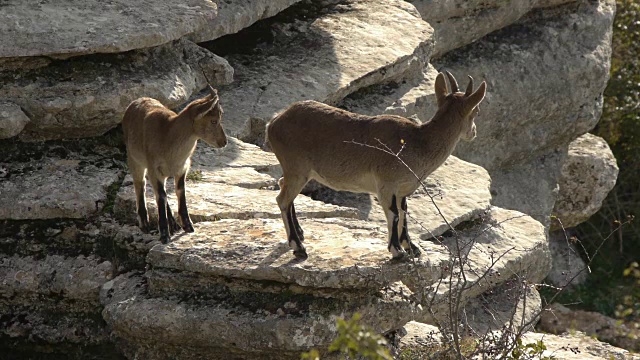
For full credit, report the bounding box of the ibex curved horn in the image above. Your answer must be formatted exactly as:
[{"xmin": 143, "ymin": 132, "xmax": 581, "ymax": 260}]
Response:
[
  {"xmin": 465, "ymin": 75, "xmax": 474, "ymax": 96},
  {"xmin": 198, "ymin": 60, "xmax": 217, "ymax": 96},
  {"xmin": 445, "ymin": 71, "xmax": 459, "ymax": 93}
]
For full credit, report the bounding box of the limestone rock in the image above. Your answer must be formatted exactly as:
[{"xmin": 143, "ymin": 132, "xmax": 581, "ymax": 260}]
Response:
[
  {"xmin": 0, "ymin": 0, "xmax": 217, "ymax": 58},
  {"xmin": 538, "ymin": 303, "xmax": 640, "ymax": 352},
  {"xmin": 439, "ymin": 0, "xmax": 614, "ymax": 171},
  {"xmin": 147, "ymin": 218, "xmax": 450, "ymax": 290},
  {"xmin": 462, "ymin": 283, "xmax": 542, "ymax": 335},
  {"xmin": 0, "ymin": 254, "xmax": 112, "ymax": 304},
  {"xmin": 0, "ymin": 102, "xmax": 29, "ymax": 139},
  {"xmin": 216, "ymin": 0, "xmax": 434, "ymax": 140},
  {"xmin": 552, "ymin": 133, "xmax": 619, "ymax": 229},
  {"xmin": 190, "ymin": 0, "xmax": 302, "ymax": 43},
  {"xmin": 521, "ymin": 332, "xmax": 639, "ymax": 360},
  {"xmin": 545, "ymin": 230, "xmax": 588, "ymax": 288},
  {"xmin": 407, "ymin": 0, "xmax": 537, "ymax": 57},
  {"xmin": 1, "ymin": 39, "xmax": 233, "ymax": 141},
  {"xmin": 398, "ymin": 322, "xmax": 638, "ymax": 360},
  {"xmin": 0, "ymin": 156, "xmax": 123, "ymax": 220},
  {"xmin": 102, "ymin": 274, "xmax": 419, "ymax": 358},
  {"xmin": 411, "ymin": 207, "xmax": 551, "ymax": 324}
]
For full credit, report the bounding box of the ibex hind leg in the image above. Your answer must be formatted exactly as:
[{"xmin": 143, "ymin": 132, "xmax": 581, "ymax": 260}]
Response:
[
  {"xmin": 129, "ymin": 160, "xmax": 151, "ymax": 233},
  {"xmin": 277, "ymin": 176, "xmax": 308, "ymax": 259},
  {"xmin": 150, "ymin": 174, "xmax": 171, "ymax": 244},
  {"xmin": 399, "ymin": 196, "xmax": 421, "ymax": 258}
]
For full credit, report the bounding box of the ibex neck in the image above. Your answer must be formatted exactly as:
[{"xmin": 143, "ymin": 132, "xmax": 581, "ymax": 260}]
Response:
[
  {"xmin": 168, "ymin": 115, "xmax": 199, "ymax": 159},
  {"xmin": 416, "ymin": 113, "xmax": 464, "ymax": 171}
]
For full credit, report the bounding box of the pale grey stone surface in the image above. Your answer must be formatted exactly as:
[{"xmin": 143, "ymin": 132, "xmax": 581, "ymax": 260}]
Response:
[
  {"xmin": 552, "ymin": 133, "xmax": 619, "ymax": 229},
  {"xmin": 411, "ymin": 207, "xmax": 551, "ymax": 323},
  {"xmin": 0, "ymin": 157, "xmax": 122, "ymax": 220},
  {"xmin": 190, "ymin": 0, "xmax": 302, "ymax": 43},
  {"xmin": 1, "ymin": 39, "xmax": 233, "ymax": 141},
  {"xmin": 102, "ymin": 274, "xmax": 418, "ymax": 357},
  {"xmin": 217, "ymin": 0, "xmax": 434, "ymax": 140},
  {"xmin": 146, "ymin": 218, "xmax": 449, "ymax": 290},
  {"xmin": 0, "ymin": 102, "xmax": 30, "ymax": 139},
  {"xmin": 0, "ymin": 0, "xmax": 217, "ymax": 58},
  {"xmin": 546, "ymin": 230, "xmax": 589, "ymax": 288}
]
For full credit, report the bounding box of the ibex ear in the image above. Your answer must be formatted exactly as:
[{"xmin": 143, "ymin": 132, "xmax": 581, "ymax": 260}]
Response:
[
  {"xmin": 191, "ymin": 98, "xmax": 216, "ymax": 120},
  {"xmin": 464, "ymin": 81, "xmax": 487, "ymax": 113},
  {"xmin": 434, "ymin": 73, "xmax": 448, "ymax": 106}
]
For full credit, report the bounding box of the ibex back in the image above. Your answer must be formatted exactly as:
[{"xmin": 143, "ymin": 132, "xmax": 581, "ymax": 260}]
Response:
[
  {"xmin": 122, "ymin": 86, "xmax": 227, "ymax": 243},
  {"xmin": 267, "ymin": 72, "xmax": 487, "ymax": 259}
]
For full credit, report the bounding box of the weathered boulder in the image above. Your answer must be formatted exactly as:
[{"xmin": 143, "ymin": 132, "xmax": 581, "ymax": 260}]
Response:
[
  {"xmin": 545, "ymin": 229, "xmax": 588, "ymax": 288},
  {"xmin": 407, "ymin": 0, "xmax": 536, "ymax": 57},
  {"xmin": 215, "ymin": 0, "xmax": 434, "ymax": 141},
  {"xmin": 0, "ymin": 102, "xmax": 29, "ymax": 139},
  {"xmin": 0, "ymin": 141, "xmax": 124, "ymax": 220},
  {"xmin": 538, "ymin": 303, "xmax": 640, "ymax": 352},
  {"xmin": 102, "ymin": 273, "xmax": 418, "ymax": 359},
  {"xmin": 398, "ymin": 322, "xmax": 639, "ymax": 360},
  {"xmin": 552, "ymin": 133, "xmax": 619, "ymax": 230},
  {"xmin": 0, "ymin": 0, "xmax": 217, "ymax": 59},
  {"xmin": 412, "ymin": 207, "xmax": 551, "ymax": 324},
  {"xmin": 1, "ymin": 39, "xmax": 233, "ymax": 141},
  {"xmin": 190, "ymin": 0, "xmax": 302, "ymax": 43}
]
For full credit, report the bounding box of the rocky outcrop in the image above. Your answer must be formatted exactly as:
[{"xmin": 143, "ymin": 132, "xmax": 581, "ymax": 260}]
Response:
[
  {"xmin": 0, "ymin": 102, "xmax": 29, "ymax": 139},
  {"xmin": 0, "ymin": 0, "xmax": 217, "ymax": 59},
  {"xmin": 539, "ymin": 303, "xmax": 640, "ymax": 353},
  {"xmin": 399, "ymin": 321, "xmax": 639, "ymax": 360},
  {"xmin": 552, "ymin": 133, "xmax": 619, "ymax": 230},
  {"xmin": 215, "ymin": 0, "xmax": 434, "ymax": 141},
  {"xmin": 1, "ymin": 39, "xmax": 233, "ymax": 141},
  {"xmin": 545, "ymin": 230, "xmax": 588, "ymax": 288}
]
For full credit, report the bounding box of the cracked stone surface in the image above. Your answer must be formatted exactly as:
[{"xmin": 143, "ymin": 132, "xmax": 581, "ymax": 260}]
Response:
[
  {"xmin": 552, "ymin": 133, "xmax": 619, "ymax": 229},
  {"xmin": 0, "ymin": 255, "xmax": 112, "ymax": 304},
  {"xmin": 190, "ymin": 0, "xmax": 302, "ymax": 43},
  {"xmin": 410, "ymin": 207, "xmax": 550, "ymax": 324},
  {"xmin": 216, "ymin": 0, "xmax": 434, "ymax": 141},
  {"xmin": 0, "ymin": 102, "xmax": 30, "ymax": 139},
  {"xmin": 147, "ymin": 218, "xmax": 449, "ymax": 290},
  {"xmin": 0, "ymin": 39, "xmax": 233, "ymax": 141},
  {"xmin": 102, "ymin": 273, "xmax": 418, "ymax": 358},
  {"xmin": 0, "ymin": 0, "xmax": 217, "ymax": 58},
  {"xmin": 0, "ymin": 154, "xmax": 123, "ymax": 220}
]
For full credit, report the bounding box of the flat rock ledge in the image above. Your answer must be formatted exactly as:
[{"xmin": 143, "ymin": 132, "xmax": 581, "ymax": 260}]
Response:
[
  {"xmin": 147, "ymin": 218, "xmax": 450, "ymax": 290},
  {"xmin": 102, "ymin": 273, "xmax": 419, "ymax": 359},
  {"xmin": 0, "ymin": 0, "xmax": 217, "ymax": 59},
  {"xmin": 411, "ymin": 207, "xmax": 551, "ymax": 324},
  {"xmin": 215, "ymin": 0, "xmax": 434, "ymax": 140}
]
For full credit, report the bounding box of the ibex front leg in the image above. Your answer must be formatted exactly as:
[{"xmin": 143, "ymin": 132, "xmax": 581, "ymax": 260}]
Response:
[
  {"xmin": 382, "ymin": 193, "xmax": 405, "ymax": 259},
  {"xmin": 176, "ymin": 172, "xmax": 195, "ymax": 233}
]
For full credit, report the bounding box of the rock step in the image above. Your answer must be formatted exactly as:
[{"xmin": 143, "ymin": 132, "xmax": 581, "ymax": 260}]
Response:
[
  {"xmin": 146, "ymin": 218, "xmax": 450, "ymax": 291},
  {"xmin": 1, "ymin": 39, "xmax": 233, "ymax": 141},
  {"xmin": 212, "ymin": 0, "xmax": 434, "ymax": 141},
  {"xmin": 101, "ymin": 273, "xmax": 418, "ymax": 358},
  {"xmin": 411, "ymin": 207, "xmax": 550, "ymax": 324},
  {"xmin": 0, "ymin": 134, "xmax": 125, "ymax": 220}
]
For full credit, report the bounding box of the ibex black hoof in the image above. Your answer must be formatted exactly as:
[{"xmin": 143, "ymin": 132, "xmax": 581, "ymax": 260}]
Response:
[
  {"xmin": 408, "ymin": 243, "xmax": 422, "ymax": 258},
  {"xmin": 159, "ymin": 234, "xmax": 171, "ymax": 244},
  {"xmin": 293, "ymin": 248, "xmax": 308, "ymax": 260},
  {"xmin": 183, "ymin": 223, "xmax": 195, "ymax": 233}
]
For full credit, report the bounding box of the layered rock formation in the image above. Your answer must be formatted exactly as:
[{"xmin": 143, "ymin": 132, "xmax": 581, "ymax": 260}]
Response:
[{"xmin": 0, "ymin": 0, "xmax": 623, "ymax": 358}]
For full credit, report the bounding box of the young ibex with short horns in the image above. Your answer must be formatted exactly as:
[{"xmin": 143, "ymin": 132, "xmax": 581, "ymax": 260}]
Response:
[
  {"xmin": 122, "ymin": 85, "xmax": 227, "ymax": 243},
  {"xmin": 267, "ymin": 71, "xmax": 486, "ymax": 259}
]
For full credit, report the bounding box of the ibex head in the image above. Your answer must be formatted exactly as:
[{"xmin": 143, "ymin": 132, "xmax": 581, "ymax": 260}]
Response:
[
  {"xmin": 435, "ymin": 71, "xmax": 487, "ymax": 141},
  {"xmin": 189, "ymin": 86, "xmax": 227, "ymax": 148}
]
